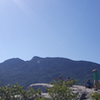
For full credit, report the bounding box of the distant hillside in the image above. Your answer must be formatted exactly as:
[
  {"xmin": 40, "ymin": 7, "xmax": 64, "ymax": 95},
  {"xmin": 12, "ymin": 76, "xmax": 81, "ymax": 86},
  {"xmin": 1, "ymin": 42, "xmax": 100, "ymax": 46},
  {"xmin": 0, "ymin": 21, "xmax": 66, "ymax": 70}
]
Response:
[{"xmin": 0, "ymin": 56, "xmax": 100, "ymax": 88}]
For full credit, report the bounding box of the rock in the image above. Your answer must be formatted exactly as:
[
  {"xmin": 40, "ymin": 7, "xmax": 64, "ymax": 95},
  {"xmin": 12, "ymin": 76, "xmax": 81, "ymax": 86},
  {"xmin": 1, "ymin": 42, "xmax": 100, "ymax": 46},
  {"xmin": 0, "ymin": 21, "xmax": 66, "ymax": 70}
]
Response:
[
  {"xmin": 72, "ymin": 85, "xmax": 100, "ymax": 100},
  {"xmin": 28, "ymin": 83, "xmax": 100, "ymax": 100},
  {"xmin": 41, "ymin": 93, "xmax": 52, "ymax": 99},
  {"xmin": 28, "ymin": 83, "xmax": 53, "ymax": 93}
]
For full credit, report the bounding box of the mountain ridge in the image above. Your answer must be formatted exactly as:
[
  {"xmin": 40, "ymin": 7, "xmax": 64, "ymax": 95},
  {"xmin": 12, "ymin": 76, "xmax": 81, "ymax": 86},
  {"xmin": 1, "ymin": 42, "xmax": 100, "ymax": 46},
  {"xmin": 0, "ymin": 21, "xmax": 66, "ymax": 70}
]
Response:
[{"xmin": 0, "ymin": 56, "xmax": 100, "ymax": 88}]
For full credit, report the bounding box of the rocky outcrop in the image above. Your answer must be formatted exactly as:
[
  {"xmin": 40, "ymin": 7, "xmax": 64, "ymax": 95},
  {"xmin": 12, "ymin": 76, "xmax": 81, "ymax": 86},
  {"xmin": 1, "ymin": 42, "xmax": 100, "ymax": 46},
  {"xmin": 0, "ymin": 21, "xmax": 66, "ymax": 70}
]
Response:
[
  {"xmin": 72, "ymin": 85, "xmax": 100, "ymax": 100},
  {"xmin": 28, "ymin": 83, "xmax": 53, "ymax": 99},
  {"xmin": 28, "ymin": 83, "xmax": 100, "ymax": 100},
  {"xmin": 28, "ymin": 83, "xmax": 53, "ymax": 93}
]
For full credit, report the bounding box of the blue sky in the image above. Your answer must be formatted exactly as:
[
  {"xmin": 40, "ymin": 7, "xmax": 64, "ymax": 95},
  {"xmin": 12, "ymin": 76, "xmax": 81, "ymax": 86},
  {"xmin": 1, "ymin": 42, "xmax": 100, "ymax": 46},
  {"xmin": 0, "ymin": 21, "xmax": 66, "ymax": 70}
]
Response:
[{"xmin": 0, "ymin": 0, "xmax": 100, "ymax": 64}]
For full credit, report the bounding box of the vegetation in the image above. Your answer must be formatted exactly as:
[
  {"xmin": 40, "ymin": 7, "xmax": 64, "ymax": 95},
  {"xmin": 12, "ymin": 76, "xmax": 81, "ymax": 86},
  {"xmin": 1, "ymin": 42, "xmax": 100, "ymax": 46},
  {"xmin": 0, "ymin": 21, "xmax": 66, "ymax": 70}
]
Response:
[
  {"xmin": 0, "ymin": 56, "xmax": 100, "ymax": 88},
  {"xmin": 50, "ymin": 78, "xmax": 78, "ymax": 87},
  {"xmin": 0, "ymin": 82, "xmax": 42, "ymax": 100},
  {"xmin": 90, "ymin": 92, "xmax": 100, "ymax": 100},
  {"xmin": 0, "ymin": 79, "xmax": 78, "ymax": 100},
  {"xmin": 47, "ymin": 79, "xmax": 78, "ymax": 100}
]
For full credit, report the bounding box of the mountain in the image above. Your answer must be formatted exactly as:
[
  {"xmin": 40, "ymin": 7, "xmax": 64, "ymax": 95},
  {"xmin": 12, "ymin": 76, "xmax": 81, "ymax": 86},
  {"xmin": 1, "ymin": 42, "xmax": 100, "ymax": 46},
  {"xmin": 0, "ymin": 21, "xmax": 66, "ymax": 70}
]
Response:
[{"xmin": 0, "ymin": 56, "xmax": 100, "ymax": 88}]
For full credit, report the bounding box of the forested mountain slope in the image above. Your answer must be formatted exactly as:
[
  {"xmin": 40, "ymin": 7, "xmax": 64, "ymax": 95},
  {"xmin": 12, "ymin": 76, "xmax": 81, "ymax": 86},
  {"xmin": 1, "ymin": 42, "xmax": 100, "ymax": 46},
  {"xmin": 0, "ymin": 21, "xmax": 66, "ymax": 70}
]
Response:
[{"xmin": 0, "ymin": 56, "xmax": 100, "ymax": 88}]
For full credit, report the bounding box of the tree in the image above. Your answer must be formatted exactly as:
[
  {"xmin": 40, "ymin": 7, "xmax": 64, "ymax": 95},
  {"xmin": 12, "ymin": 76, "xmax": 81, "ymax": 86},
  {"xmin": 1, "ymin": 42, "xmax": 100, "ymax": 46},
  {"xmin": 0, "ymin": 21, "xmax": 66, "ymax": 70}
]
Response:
[
  {"xmin": 47, "ymin": 79, "xmax": 78, "ymax": 100},
  {"xmin": 0, "ymin": 82, "xmax": 42, "ymax": 100}
]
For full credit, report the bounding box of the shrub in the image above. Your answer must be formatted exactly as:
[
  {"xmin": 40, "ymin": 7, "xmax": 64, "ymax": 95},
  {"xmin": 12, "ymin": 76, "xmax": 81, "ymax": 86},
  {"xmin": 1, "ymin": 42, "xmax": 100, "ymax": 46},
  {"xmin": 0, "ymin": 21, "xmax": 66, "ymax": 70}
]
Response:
[
  {"xmin": 90, "ymin": 92, "xmax": 100, "ymax": 100},
  {"xmin": 48, "ymin": 79, "xmax": 78, "ymax": 100},
  {"xmin": 0, "ymin": 79, "xmax": 78, "ymax": 100},
  {"xmin": 0, "ymin": 82, "xmax": 42, "ymax": 100}
]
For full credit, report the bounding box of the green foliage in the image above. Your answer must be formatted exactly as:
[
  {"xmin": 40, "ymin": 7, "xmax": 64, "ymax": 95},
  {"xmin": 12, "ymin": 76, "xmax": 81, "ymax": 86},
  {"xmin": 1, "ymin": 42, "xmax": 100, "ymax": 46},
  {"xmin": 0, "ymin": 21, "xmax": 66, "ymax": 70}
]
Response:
[
  {"xmin": 64, "ymin": 78, "xmax": 78, "ymax": 87},
  {"xmin": 0, "ymin": 79, "xmax": 78, "ymax": 100},
  {"xmin": 38, "ymin": 97, "xmax": 51, "ymax": 100},
  {"xmin": 48, "ymin": 79, "xmax": 78, "ymax": 100},
  {"xmin": 90, "ymin": 92, "xmax": 100, "ymax": 100},
  {"xmin": 0, "ymin": 82, "xmax": 42, "ymax": 100},
  {"xmin": 50, "ymin": 78, "xmax": 78, "ymax": 87}
]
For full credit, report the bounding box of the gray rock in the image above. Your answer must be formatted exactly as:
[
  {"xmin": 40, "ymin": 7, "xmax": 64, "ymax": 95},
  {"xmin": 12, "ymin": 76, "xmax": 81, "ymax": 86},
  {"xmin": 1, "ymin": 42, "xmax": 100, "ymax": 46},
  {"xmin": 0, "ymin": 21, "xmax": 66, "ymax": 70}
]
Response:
[
  {"xmin": 28, "ymin": 84, "xmax": 100, "ymax": 100},
  {"xmin": 72, "ymin": 85, "xmax": 100, "ymax": 100},
  {"xmin": 28, "ymin": 83, "xmax": 53, "ymax": 93},
  {"xmin": 41, "ymin": 93, "xmax": 52, "ymax": 99}
]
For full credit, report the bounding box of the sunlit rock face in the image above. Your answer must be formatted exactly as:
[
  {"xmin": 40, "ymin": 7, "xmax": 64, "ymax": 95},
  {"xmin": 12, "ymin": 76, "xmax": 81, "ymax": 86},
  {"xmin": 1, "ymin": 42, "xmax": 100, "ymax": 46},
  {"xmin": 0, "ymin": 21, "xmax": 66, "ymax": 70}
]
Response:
[
  {"xmin": 72, "ymin": 85, "xmax": 100, "ymax": 100},
  {"xmin": 28, "ymin": 83, "xmax": 53, "ymax": 93},
  {"xmin": 28, "ymin": 84, "xmax": 100, "ymax": 100}
]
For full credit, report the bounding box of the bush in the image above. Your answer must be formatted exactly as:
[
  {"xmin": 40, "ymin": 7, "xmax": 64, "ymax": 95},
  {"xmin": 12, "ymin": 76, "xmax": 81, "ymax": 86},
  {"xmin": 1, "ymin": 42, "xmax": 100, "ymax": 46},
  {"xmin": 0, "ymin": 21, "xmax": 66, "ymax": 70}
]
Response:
[
  {"xmin": 90, "ymin": 92, "xmax": 100, "ymax": 100},
  {"xmin": 50, "ymin": 78, "xmax": 78, "ymax": 87},
  {"xmin": 0, "ymin": 82, "xmax": 42, "ymax": 100},
  {"xmin": 48, "ymin": 79, "xmax": 78, "ymax": 100},
  {"xmin": 0, "ymin": 79, "xmax": 78, "ymax": 100}
]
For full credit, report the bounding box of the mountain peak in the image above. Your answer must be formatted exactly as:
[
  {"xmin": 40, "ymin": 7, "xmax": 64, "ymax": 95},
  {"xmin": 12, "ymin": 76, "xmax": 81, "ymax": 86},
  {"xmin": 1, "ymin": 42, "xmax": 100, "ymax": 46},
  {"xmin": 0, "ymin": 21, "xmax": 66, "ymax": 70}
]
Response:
[
  {"xmin": 4, "ymin": 58, "xmax": 24, "ymax": 62},
  {"xmin": 1, "ymin": 58, "xmax": 25, "ymax": 65},
  {"xmin": 31, "ymin": 56, "xmax": 41, "ymax": 60}
]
